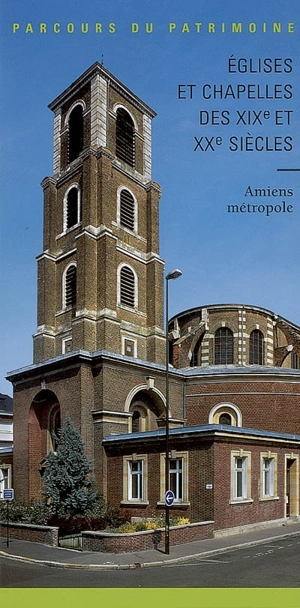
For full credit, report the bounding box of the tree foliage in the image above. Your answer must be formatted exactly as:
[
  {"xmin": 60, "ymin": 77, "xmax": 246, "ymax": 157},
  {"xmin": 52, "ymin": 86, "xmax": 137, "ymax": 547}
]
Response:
[{"xmin": 42, "ymin": 416, "xmax": 97, "ymax": 518}]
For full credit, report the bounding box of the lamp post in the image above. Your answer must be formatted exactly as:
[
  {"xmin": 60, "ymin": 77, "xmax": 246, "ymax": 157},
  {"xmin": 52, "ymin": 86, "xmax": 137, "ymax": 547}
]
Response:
[{"xmin": 165, "ymin": 268, "xmax": 182, "ymax": 555}]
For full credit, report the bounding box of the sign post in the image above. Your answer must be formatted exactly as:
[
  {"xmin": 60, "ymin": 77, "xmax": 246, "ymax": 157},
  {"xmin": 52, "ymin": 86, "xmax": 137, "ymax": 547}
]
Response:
[
  {"xmin": 165, "ymin": 489, "xmax": 175, "ymax": 552},
  {"xmin": 165, "ymin": 490, "xmax": 175, "ymax": 507},
  {"xmin": 3, "ymin": 489, "xmax": 14, "ymax": 548}
]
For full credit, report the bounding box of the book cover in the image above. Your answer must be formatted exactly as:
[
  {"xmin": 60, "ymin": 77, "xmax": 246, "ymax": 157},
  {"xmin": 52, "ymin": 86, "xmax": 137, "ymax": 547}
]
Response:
[{"xmin": 1, "ymin": 1, "xmax": 299, "ymax": 606}]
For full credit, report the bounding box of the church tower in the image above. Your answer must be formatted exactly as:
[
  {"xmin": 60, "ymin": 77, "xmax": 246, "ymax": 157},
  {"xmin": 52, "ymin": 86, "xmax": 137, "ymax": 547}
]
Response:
[
  {"xmin": 8, "ymin": 64, "xmax": 184, "ymax": 503},
  {"xmin": 34, "ymin": 62, "xmax": 164, "ymax": 365}
]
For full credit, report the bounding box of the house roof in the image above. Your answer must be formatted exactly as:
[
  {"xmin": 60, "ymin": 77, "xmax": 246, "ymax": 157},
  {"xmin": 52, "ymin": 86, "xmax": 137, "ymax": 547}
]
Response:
[
  {"xmin": 48, "ymin": 61, "xmax": 157, "ymax": 119},
  {"xmin": 169, "ymin": 303, "xmax": 300, "ymax": 334},
  {"xmin": 0, "ymin": 393, "xmax": 13, "ymax": 414},
  {"xmin": 7, "ymin": 349, "xmax": 300, "ymax": 386},
  {"xmin": 103, "ymin": 423, "xmax": 300, "ymax": 448}
]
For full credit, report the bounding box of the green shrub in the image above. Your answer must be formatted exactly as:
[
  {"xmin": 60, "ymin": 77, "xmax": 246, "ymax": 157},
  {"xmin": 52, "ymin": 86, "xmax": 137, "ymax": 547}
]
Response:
[
  {"xmin": 176, "ymin": 517, "xmax": 190, "ymax": 526},
  {"xmin": 0, "ymin": 495, "xmax": 130, "ymax": 536},
  {"xmin": 134, "ymin": 521, "xmax": 148, "ymax": 531},
  {"xmin": 0, "ymin": 500, "xmax": 51, "ymax": 525},
  {"xmin": 115, "ymin": 521, "xmax": 137, "ymax": 533},
  {"xmin": 47, "ymin": 503, "xmax": 131, "ymax": 536},
  {"xmin": 107, "ymin": 514, "xmax": 191, "ymax": 534}
]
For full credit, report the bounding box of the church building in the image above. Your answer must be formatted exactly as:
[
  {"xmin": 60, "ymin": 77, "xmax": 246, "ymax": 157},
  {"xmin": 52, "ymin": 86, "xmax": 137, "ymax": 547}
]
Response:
[{"xmin": 7, "ymin": 63, "xmax": 300, "ymax": 535}]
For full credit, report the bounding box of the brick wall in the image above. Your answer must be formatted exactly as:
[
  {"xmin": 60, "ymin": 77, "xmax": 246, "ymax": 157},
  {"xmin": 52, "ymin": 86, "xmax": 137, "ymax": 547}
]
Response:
[
  {"xmin": 186, "ymin": 378, "xmax": 300, "ymax": 434},
  {"xmin": 82, "ymin": 521, "xmax": 214, "ymax": 553},
  {"xmin": 105, "ymin": 440, "xmax": 214, "ymax": 523},
  {"xmin": 170, "ymin": 305, "xmax": 300, "ymax": 369},
  {"xmin": 0, "ymin": 522, "xmax": 59, "ymax": 546},
  {"xmin": 105, "ymin": 432, "xmax": 300, "ymax": 532},
  {"xmin": 213, "ymin": 441, "xmax": 292, "ymax": 531},
  {"xmin": 34, "ymin": 64, "xmax": 165, "ymax": 366}
]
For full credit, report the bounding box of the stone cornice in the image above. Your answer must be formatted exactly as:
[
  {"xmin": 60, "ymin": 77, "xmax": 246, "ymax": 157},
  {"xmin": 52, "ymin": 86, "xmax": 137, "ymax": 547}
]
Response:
[{"xmin": 40, "ymin": 176, "xmax": 57, "ymax": 189}]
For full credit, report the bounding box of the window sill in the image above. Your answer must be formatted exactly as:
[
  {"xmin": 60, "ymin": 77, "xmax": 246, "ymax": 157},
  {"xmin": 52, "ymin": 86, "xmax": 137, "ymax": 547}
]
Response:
[
  {"xmin": 121, "ymin": 500, "xmax": 149, "ymax": 507},
  {"xmin": 56, "ymin": 306, "xmax": 75, "ymax": 317},
  {"xmin": 229, "ymin": 498, "xmax": 254, "ymax": 505},
  {"xmin": 57, "ymin": 223, "xmax": 82, "ymax": 240},
  {"xmin": 117, "ymin": 304, "xmax": 147, "ymax": 318},
  {"xmin": 112, "ymin": 221, "xmax": 146, "ymax": 242},
  {"xmin": 259, "ymin": 496, "xmax": 280, "ymax": 502}
]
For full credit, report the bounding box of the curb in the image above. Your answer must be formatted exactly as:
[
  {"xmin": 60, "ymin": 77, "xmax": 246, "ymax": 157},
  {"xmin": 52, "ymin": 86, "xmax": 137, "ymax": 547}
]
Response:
[
  {"xmin": 0, "ymin": 551, "xmax": 129, "ymax": 570},
  {"xmin": 1, "ymin": 530, "xmax": 300, "ymax": 570}
]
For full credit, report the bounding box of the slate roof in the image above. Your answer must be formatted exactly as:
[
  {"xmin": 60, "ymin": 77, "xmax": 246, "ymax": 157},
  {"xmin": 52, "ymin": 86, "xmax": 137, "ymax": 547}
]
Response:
[{"xmin": 0, "ymin": 393, "xmax": 13, "ymax": 414}]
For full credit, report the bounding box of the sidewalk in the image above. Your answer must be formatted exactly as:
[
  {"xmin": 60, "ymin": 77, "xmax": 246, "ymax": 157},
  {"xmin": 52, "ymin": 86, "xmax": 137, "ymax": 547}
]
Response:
[{"xmin": 1, "ymin": 520, "xmax": 300, "ymax": 570}]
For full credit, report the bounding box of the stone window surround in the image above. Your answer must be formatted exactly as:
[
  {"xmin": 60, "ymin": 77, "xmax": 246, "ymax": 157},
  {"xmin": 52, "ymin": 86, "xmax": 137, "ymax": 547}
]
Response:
[
  {"xmin": 260, "ymin": 452, "xmax": 278, "ymax": 501},
  {"xmin": 230, "ymin": 449, "xmax": 253, "ymax": 504},
  {"xmin": 158, "ymin": 451, "xmax": 190, "ymax": 507},
  {"xmin": 0, "ymin": 465, "xmax": 12, "ymax": 498},
  {"xmin": 116, "ymin": 185, "xmax": 138, "ymax": 234},
  {"xmin": 62, "ymin": 183, "xmax": 81, "ymax": 233},
  {"xmin": 121, "ymin": 454, "xmax": 149, "ymax": 506},
  {"xmin": 62, "ymin": 262, "xmax": 77, "ymax": 310},
  {"xmin": 117, "ymin": 263, "xmax": 138, "ymax": 310}
]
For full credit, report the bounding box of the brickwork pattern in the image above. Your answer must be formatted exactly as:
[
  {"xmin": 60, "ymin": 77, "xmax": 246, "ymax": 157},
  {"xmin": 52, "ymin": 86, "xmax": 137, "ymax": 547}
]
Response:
[
  {"xmin": 186, "ymin": 378, "xmax": 300, "ymax": 434},
  {"xmin": 170, "ymin": 305, "xmax": 300, "ymax": 369},
  {"xmin": 34, "ymin": 65, "xmax": 164, "ymax": 366},
  {"xmin": 213, "ymin": 441, "xmax": 293, "ymax": 531},
  {"xmin": 82, "ymin": 521, "xmax": 214, "ymax": 553},
  {"xmin": 0, "ymin": 522, "xmax": 59, "ymax": 546}
]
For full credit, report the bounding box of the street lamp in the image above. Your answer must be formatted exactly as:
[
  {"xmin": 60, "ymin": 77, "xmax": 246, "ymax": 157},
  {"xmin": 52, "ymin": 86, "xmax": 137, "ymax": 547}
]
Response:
[{"xmin": 165, "ymin": 268, "xmax": 182, "ymax": 555}]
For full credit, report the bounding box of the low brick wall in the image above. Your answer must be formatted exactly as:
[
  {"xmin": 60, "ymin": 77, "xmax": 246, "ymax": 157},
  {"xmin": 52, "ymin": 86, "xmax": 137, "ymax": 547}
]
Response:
[
  {"xmin": 82, "ymin": 521, "xmax": 214, "ymax": 553},
  {"xmin": 0, "ymin": 522, "xmax": 59, "ymax": 546}
]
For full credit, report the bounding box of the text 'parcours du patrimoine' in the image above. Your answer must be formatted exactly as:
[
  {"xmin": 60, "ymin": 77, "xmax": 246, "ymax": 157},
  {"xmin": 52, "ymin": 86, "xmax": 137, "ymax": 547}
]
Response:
[{"xmin": 11, "ymin": 22, "xmax": 295, "ymax": 35}]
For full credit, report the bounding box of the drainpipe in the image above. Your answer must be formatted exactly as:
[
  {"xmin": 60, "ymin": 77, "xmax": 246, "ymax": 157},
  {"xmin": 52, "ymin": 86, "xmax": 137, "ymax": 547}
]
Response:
[{"xmin": 182, "ymin": 378, "xmax": 187, "ymax": 425}]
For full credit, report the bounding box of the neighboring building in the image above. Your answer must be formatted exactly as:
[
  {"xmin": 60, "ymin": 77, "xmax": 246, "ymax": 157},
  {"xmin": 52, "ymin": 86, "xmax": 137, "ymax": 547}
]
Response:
[
  {"xmin": 0, "ymin": 393, "xmax": 13, "ymax": 498},
  {"xmin": 7, "ymin": 64, "xmax": 300, "ymax": 534}
]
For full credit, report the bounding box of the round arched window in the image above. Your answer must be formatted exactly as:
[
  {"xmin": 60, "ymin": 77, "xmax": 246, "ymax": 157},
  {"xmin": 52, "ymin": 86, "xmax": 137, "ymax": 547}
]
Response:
[
  {"xmin": 215, "ymin": 327, "xmax": 234, "ymax": 364},
  {"xmin": 219, "ymin": 413, "xmax": 232, "ymax": 425},
  {"xmin": 116, "ymin": 108, "xmax": 135, "ymax": 167},
  {"xmin": 68, "ymin": 105, "xmax": 84, "ymax": 163}
]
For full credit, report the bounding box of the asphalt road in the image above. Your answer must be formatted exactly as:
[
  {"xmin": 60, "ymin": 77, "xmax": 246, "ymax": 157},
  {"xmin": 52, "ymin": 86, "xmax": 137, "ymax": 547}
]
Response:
[{"xmin": 1, "ymin": 535, "xmax": 300, "ymax": 588}]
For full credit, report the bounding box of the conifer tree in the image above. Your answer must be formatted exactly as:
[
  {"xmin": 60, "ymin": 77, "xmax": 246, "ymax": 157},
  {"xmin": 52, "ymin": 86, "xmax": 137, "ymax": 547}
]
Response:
[{"xmin": 42, "ymin": 416, "xmax": 97, "ymax": 518}]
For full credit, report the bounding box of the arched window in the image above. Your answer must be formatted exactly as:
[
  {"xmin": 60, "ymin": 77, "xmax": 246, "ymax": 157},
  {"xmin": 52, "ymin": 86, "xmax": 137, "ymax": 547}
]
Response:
[
  {"xmin": 249, "ymin": 330, "xmax": 264, "ymax": 365},
  {"xmin": 209, "ymin": 403, "xmax": 242, "ymax": 427},
  {"xmin": 116, "ymin": 108, "xmax": 134, "ymax": 167},
  {"xmin": 219, "ymin": 413, "xmax": 232, "ymax": 425},
  {"xmin": 130, "ymin": 404, "xmax": 148, "ymax": 433},
  {"xmin": 215, "ymin": 328, "xmax": 234, "ymax": 364},
  {"xmin": 120, "ymin": 265, "xmax": 136, "ymax": 308},
  {"xmin": 69, "ymin": 105, "xmax": 83, "ymax": 163},
  {"xmin": 119, "ymin": 189, "xmax": 135, "ymax": 231},
  {"xmin": 190, "ymin": 335, "xmax": 204, "ymax": 367},
  {"xmin": 64, "ymin": 186, "xmax": 80, "ymax": 230},
  {"xmin": 132, "ymin": 411, "xmax": 141, "ymax": 433},
  {"xmin": 64, "ymin": 264, "xmax": 77, "ymax": 308}
]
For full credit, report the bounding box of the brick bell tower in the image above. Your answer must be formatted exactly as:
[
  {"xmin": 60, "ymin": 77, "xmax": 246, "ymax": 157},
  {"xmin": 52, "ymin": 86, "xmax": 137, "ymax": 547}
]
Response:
[
  {"xmin": 34, "ymin": 62, "xmax": 164, "ymax": 364},
  {"xmin": 8, "ymin": 63, "xmax": 175, "ymax": 502}
]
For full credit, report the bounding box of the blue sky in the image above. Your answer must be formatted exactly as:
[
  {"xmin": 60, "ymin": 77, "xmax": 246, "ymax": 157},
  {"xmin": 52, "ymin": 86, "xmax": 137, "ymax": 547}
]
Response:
[{"xmin": 1, "ymin": 0, "xmax": 299, "ymax": 395}]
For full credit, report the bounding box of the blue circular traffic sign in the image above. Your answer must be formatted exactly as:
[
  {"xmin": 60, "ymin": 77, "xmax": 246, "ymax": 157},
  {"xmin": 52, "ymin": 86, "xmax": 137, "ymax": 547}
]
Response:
[{"xmin": 165, "ymin": 490, "xmax": 175, "ymax": 506}]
